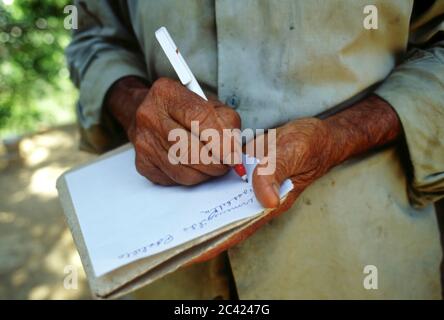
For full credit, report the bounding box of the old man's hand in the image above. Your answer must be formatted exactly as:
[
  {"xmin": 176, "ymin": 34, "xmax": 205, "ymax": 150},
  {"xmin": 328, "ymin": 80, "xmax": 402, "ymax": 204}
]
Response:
[
  {"xmin": 252, "ymin": 95, "xmax": 401, "ymax": 208},
  {"xmin": 107, "ymin": 77, "xmax": 241, "ymax": 186}
]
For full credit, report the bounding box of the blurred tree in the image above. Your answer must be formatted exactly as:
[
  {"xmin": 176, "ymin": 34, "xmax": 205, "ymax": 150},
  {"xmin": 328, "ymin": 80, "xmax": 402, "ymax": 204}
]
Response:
[{"xmin": 0, "ymin": 0, "xmax": 75, "ymax": 137}]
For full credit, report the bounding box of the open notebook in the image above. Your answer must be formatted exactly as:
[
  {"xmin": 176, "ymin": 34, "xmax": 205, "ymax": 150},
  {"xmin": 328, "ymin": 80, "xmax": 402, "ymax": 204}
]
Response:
[{"xmin": 56, "ymin": 143, "xmax": 293, "ymax": 299}]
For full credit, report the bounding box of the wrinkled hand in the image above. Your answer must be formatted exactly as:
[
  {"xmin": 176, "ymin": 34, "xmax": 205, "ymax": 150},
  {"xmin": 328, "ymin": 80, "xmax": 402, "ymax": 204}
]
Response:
[
  {"xmin": 129, "ymin": 78, "xmax": 241, "ymax": 186},
  {"xmin": 187, "ymin": 96, "xmax": 401, "ymax": 265},
  {"xmin": 251, "ymin": 118, "xmax": 335, "ymax": 208},
  {"xmin": 250, "ymin": 95, "xmax": 401, "ymax": 209}
]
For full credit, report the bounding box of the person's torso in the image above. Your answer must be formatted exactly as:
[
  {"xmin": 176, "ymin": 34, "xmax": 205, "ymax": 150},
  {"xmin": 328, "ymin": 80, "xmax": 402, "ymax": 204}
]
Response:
[{"xmin": 128, "ymin": 0, "xmax": 413, "ymax": 131}]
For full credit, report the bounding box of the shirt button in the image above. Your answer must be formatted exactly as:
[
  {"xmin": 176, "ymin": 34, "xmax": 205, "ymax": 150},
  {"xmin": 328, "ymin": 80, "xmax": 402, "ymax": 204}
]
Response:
[{"xmin": 225, "ymin": 94, "xmax": 240, "ymax": 109}]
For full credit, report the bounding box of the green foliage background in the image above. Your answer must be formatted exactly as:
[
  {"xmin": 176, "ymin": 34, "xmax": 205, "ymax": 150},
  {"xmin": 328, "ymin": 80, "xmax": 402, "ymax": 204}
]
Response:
[{"xmin": 0, "ymin": 0, "xmax": 76, "ymax": 138}]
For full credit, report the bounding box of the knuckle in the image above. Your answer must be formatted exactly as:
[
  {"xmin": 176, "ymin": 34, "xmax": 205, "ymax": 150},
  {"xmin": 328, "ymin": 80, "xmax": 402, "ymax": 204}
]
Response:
[
  {"xmin": 216, "ymin": 105, "xmax": 241, "ymax": 129},
  {"xmin": 135, "ymin": 108, "xmax": 145, "ymax": 124},
  {"xmin": 151, "ymin": 77, "xmax": 174, "ymax": 95},
  {"xmin": 196, "ymin": 107, "xmax": 215, "ymax": 126},
  {"xmin": 134, "ymin": 137, "xmax": 144, "ymax": 153},
  {"xmin": 136, "ymin": 105, "xmax": 157, "ymax": 129}
]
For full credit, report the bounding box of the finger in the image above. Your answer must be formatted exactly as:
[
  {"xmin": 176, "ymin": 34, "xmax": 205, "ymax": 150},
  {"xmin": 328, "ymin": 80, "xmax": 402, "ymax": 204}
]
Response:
[
  {"xmin": 151, "ymin": 78, "xmax": 212, "ymax": 131},
  {"xmin": 252, "ymin": 150, "xmax": 294, "ymax": 209},
  {"xmin": 214, "ymin": 105, "xmax": 241, "ymax": 130},
  {"xmin": 153, "ymin": 79, "xmax": 241, "ymax": 165},
  {"xmin": 168, "ymin": 99, "xmax": 230, "ymax": 165},
  {"xmin": 137, "ymin": 107, "xmax": 229, "ymax": 177},
  {"xmin": 136, "ymin": 130, "xmax": 212, "ymax": 186},
  {"xmin": 214, "ymin": 105, "xmax": 243, "ymax": 165},
  {"xmin": 135, "ymin": 146, "xmax": 176, "ymax": 186},
  {"xmin": 137, "ymin": 109, "xmax": 229, "ymax": 177}
]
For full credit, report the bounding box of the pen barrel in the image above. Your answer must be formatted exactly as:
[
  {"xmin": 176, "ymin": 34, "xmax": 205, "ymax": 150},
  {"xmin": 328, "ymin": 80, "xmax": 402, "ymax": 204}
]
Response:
[
  {"xmin": 186, "ymin": 80, "xmax": 207, "ymax": 101},
  {"xmin": 233, "ymin": 164, "xmax": 247, "ymax": 177}
]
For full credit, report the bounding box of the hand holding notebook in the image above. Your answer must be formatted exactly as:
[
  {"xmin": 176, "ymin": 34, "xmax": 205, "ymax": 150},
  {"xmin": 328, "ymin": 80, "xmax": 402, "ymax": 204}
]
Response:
[{"xmin": 57, "ymin": 145, "xmax": 292, "ymax": 298}]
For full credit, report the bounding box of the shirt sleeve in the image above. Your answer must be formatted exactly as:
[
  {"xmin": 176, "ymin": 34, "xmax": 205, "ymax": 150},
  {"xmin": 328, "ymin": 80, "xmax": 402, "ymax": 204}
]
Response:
[
  {"xmin": 66, "ymin": 0, "xmax": 149, "ymax": 153},
  {"xmin": 374, "ymin": 0, "xmax": 444, "ymax": 207}
]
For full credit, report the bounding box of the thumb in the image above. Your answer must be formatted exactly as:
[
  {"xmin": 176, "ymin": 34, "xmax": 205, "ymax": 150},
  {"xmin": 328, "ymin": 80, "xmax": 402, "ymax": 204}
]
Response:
[{"xmin": 252, "ymin": 156, "xmax": 292, "ymax": 209}]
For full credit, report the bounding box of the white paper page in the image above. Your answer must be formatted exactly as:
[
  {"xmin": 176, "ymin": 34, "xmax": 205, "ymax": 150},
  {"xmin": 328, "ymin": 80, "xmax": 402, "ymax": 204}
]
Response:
[{"xmin": 65, "ymin": 148, "xmax": 293, "ymax": 276}]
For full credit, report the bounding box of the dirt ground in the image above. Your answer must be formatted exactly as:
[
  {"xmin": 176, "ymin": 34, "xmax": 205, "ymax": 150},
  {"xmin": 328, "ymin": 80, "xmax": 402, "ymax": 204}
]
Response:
[{"xmin": 0, "ymin": 124, "xmax": 96, "ymax": 299}]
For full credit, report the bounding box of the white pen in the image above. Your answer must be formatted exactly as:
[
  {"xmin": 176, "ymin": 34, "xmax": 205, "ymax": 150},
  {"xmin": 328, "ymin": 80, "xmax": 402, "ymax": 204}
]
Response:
[
  {"xmin": 155, "ymin": 26, "xmax": 207, "ymax": 100},
  {"xmin": 154, "ymin": 26, "xmax": 248, "ymax": 182}
]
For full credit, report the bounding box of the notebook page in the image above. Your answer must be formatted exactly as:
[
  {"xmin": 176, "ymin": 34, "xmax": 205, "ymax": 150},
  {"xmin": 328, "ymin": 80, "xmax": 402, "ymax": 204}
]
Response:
[{"xmin": 64, "ymin": 148, "xmax": 293, "ymax": 276}]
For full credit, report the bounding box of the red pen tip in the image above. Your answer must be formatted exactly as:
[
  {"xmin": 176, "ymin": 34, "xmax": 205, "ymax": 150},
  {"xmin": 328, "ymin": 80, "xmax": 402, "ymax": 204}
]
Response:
[{"xmin": 234, "ymin": 164, "xmax": 248, "ymax": 183}]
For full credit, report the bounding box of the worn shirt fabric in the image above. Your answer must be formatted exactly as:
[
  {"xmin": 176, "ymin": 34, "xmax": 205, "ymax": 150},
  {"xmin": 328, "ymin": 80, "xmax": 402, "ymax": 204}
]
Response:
[{"xmin": 67, "ymin": 0, "xmax": 444, "ymax": 298}]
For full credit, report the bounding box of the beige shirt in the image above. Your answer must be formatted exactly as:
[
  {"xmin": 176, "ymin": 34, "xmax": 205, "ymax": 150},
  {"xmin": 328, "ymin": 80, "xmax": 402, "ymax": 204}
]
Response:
[{"xmin": 67, "ymin": 0, "xmax": 444, "ymax": 298}]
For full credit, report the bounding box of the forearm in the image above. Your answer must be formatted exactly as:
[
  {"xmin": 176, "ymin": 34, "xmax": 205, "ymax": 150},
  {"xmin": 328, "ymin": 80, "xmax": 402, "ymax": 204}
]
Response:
[
  {"xmin": 104, "ymin": 76, "xmax": 150, "ymax": 135},
  {"xmin": 324, "ymin": 95, "xmax": 402, "ymax": 166}
]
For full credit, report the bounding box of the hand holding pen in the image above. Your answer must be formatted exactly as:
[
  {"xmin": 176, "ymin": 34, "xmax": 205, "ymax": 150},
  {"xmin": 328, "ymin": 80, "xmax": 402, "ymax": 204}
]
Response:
[{"xmin": 154, "ymin": 27, "xmax": 248, "ymax": 183}]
